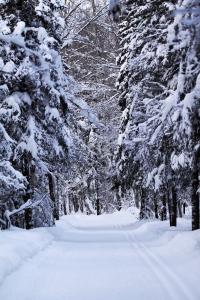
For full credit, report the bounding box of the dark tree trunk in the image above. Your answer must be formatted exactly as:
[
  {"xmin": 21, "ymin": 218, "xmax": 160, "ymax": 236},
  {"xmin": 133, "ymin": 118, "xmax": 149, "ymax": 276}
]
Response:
[
  {"xmin": 73, "ymin": 195, "xmax": 79, "ymax": 213},
  {"xmin": 170, "ymin": 186, "xmax": 177, "ymax": 227},
  {"xmin": 177, "ymin": 200, "xmax": 182, "ymax": 218},
  {"xmin": 154, "ymin": 194, "xmax": 159, "ymax": 219},
  {"xmin": 48, "ymin": 173, "xmax": 59, "ymax": 220},
  {"xmin": 25, "ymin": 208, "xmax": 33, "ymax": 229},
  {"xmin": 78, "ymin": 192, "xmax": 84, "ymax": 213},
  {"xmin": 68, "ymin": 194, "xmax": 73, "ymax": 214},
  {"xmin": 161, "ymin": 194, "xmax": 167, "ymax": 221},
  {"xmin": 96, "ymin": 198, "xmax": 101, "ymax": 215},
  {"xmin": 63, "ymin": 199, "xmax": 67, "ymax": 215},
  {"xmin": 140, "ymin": 188, "xmax": 146, "ymax": 220},
  {"xmin": 191, "ymin": 109, "xmax": 200, "ymax": 230},
  {"xmin": 134, "ymin": 189, "xmax": 140, "ymax": 209},
  {"xmin": 167, "ymin": 190, "xmax": 171, "ymax": 221},
  {"xmin": 192, "ymin": 149, "xmax": 200, "ymax": 230},
  {"xmin": 96, "ymin": 180, "xmax": 101, "ymax": 215},
  {"xmin": 21, "ymin": 152, "xmax": 34, "ymax": 228}
]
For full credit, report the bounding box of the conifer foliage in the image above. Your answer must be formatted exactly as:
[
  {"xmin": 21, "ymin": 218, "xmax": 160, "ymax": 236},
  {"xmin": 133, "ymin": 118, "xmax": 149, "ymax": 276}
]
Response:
[
  {"xmin": 0, "ymin": 0, "xmax": 199, "ymax": 231},
  {"xmin": 0, "ymin": 0, "xmax": 76, "ymax": 228},
  {"xmin": 62, "ymin": 0, "xmax": 120, "ymax": 215},
  {"xmin": 114, "ymin": 0, "xmax": 200, "ymax": 229}
]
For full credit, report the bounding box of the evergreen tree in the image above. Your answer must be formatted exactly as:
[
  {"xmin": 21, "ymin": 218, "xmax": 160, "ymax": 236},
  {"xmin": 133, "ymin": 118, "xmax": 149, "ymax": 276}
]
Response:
[
  {"xmin": 114, "ymin": 0, "xmax": 200, "ymax": 229},
  {"xmin": 0, "ymin": 0, "xmax": 78, "ymax": 228}
]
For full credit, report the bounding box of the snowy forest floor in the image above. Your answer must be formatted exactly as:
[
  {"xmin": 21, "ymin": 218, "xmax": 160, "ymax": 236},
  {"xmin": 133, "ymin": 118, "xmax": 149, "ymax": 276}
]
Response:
[{"xmin": 0, "ymin": 211, "xmax": 200, "ymax": 300}]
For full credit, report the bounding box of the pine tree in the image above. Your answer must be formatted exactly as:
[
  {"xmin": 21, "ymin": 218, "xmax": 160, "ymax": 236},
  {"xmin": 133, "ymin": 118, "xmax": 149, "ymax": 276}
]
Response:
[
  {"xmin": 114, "ymin": 0, "xmax": 200, "ymax": 229},
  {"xmin": 0, "ymin": 0, "xmax": 78, "ymax": 228},
  {"xmin": 115, "ymin": 0, "xmax": 174, "ymax": 219},
  {"xmin": 168, "ymin": 0, "xmax": 200, "ymax": 230}
]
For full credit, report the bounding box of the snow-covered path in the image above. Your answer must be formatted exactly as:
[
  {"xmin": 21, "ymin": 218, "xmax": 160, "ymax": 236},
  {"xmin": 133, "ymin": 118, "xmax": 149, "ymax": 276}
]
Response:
[{"xmin": 0, "ymin": 212, "xmax": 200, "ymax": 300}]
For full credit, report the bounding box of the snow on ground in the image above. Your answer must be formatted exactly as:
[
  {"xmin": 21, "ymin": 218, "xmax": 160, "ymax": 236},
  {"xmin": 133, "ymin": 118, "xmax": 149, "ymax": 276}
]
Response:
[{"xmin": 0, "ymin": 211, "xmax": 200, "ymax": 300}]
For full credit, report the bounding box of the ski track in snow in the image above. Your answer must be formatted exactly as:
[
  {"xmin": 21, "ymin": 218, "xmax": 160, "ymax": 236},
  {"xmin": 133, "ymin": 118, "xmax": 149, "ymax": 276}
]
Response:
[
  {"xmin": 117, "ymin": 223, "xmax": 178, "ymax": 300},
  {"xmin": 0, "ymin": 212, "xmax": 200, "ymax": 300},
  {"xmin": 135, "ymin": 240, "xmax": 192, "ymax": 300},
  {"xmin": 128, "ymin": 232, "xmax": 192, "ymax": 300},
  {"xmin": 115, "ymin": 219, "xmax": 199, "ymax": 300}
]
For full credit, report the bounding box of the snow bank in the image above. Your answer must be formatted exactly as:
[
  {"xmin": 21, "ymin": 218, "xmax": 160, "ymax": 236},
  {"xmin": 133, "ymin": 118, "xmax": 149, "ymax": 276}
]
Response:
[
  {"xmin": 66, "ymin": 209, "xmax": 138, "ymax": 230},
  {"xmin": 0, "ymin": 227, "xmax": 53, "ymax": 284}
]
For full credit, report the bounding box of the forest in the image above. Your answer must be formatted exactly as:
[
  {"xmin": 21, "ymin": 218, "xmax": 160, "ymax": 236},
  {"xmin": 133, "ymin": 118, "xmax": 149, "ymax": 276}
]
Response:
[
  {"xmin": 0, "ymin": 0, "xmax": 199, "ymax": 231},
  {"xmin": 0, "ymin": 1, "xmax": 200, "ymax": 299}
]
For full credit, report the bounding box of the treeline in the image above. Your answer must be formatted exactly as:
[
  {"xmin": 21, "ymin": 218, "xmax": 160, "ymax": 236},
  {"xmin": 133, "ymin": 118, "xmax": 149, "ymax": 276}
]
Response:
[
  {"xmin": 62, "ymin": 0, "xmax": 120, "ymax": 215},
  {"xmin": 0, "ymin": 0, "xmax": 119, "ymax": 229},
  {"xmin": 0, "ymin": 0, "xmax": 199, "ymax": 231},
  {"xmin": 0, "ymin": 0, "xmax": 93, "ymax": 229},
  {"xmin": 113, "ymin": 0, "xmax": 200, "ymax": 230}
]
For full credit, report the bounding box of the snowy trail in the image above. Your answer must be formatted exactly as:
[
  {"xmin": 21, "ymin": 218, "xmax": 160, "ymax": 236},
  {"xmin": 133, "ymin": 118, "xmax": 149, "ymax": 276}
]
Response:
[{"xmin": 0, "ymin": 212, "xmax": 200, "ymax": 300}]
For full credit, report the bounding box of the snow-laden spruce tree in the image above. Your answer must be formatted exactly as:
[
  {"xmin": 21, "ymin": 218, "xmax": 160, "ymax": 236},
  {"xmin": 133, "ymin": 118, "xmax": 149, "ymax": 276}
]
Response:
[
  {"xmin": 114, "ymin": 0, "xmax": 200, "ymax": 229},
  {"xmin": 114, "ymin": 0, "xmax": 174, "ymax": 219},
  {"xmin": 0, "ymin": 0, "xmax": 77, "ymax": 228},
  {"xmin": 166, "ymin": 0, "xmax": 200, "ymax": 230}
]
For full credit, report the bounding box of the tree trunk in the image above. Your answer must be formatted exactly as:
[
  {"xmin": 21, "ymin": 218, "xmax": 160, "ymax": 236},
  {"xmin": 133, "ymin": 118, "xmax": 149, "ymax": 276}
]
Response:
[
  {"xmin": 115, "ymin": 186, "xmax": 122, "ymax": 211},
  {"xmin": 25, "ymin": 208, "xmax": 33, "ymax": 229},
  {"xmin": 96, "ymin": 179, "xmax": 101, "ymax": 215},
  {"xmin": 170, "ymin": 186, "xmax": 177, "ymax": 227},
  {"xmin": 161, "ymin": 194, "xmax": 167, "ymax": 221},
  {"xmin": 22, "ymin": 152, "xmax": 35, "ymax": 229},
  {"xmin": 73, "ymin": 195, "xmax": 79, "ymax": 213},
  {"xmin": 96, "ymin": 198, "xmax": 101, "ymax": 215},
  {"xmin": 192, "ymin": 149, "xmax": 200, "ymax": 230},
  {"xmin": 48, "ymin": 173, "xmax": 59, "ymax": 220},
  {"xmin": 140, "ymin": 188, "xmax": 146, "ymax": 220},
  {"xmin": 134, "ymin": 188, "xmax": 140, "ymax": 209},
  {"xmin": 177, "ymin": 200, "xmax": 182, "ymax": 218},
  {"xmin": 154, "ymin": 194, "xmax": 158, "ymax": 219},
  {"xmin": 63, "ymin": 199, "xmax": 67, "ymax": 215}
]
